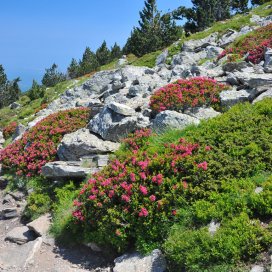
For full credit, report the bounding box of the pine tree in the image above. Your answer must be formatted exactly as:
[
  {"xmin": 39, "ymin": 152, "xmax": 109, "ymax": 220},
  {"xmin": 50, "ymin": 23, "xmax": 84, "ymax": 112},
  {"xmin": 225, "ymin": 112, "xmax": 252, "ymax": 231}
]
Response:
[
  {"xmin": 0, "ymin": 65, "xmax": 7, "ymax": 87},
  {"xmin": 42, "ymin": 63, "xmax": 66, "ymax": 87},
  {"xmin": 251, "ymin": 0, "xmax": 270, "ymax": 5},
  {"xmin": 96, "ymin": 41, "xmax": 111, "ymax": 66},
  {"xmin": 28, "ymin": 80, "xmax": 45, "ymax": 100},
  {"xmin": 67, "ymin": 58, "xmax": 80, "ymax": 79},
  {"xmin": 173, "ymin": 0, "xmax": 231, "ymax": 33},
  {"xmin": 79, "ymin": 47, "xmax": 99, "ymax": 75},
  {"xmin": 231, "ymin": 0, "xmax": 249, "ymax": 13},
  {"xmin": 110, "ymin": 43, "xmax": 122, "ymax": 61},
  {"xmin": 0, "ymin": 65, "xmax": 21, "ymax": 108}
]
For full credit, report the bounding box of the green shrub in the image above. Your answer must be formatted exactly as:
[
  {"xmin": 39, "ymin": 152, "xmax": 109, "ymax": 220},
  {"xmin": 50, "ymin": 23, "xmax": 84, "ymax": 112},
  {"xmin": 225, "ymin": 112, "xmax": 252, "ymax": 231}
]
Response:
[
  {"xmin": 72, "ymin": 99, "xmax": 272, "ymax": 254},
  {"xmin": 164, "ymin": 213, "xmax": 272, "ymax": 272}
]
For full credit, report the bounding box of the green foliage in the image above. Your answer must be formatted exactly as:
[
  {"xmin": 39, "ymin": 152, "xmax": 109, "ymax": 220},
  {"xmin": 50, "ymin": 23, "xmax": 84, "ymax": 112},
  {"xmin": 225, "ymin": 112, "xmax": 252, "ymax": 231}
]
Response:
[
  {"xmin": 0, "ymin": 64, "xmax": 21, "ymax": 109},
  {"xmin": 42, "ymin": 63, "xmax": 66, "ymax": 87},
  {"xmin": 78, "ymin": 47, "xmax": 99, "ymax": 76},
  {"xmin": 71, "ymin": 99, "xmax": 272, "ymax": 257},
  {"xmin": 124, "ymin": 0, "xmax": 181, "ymax": 57},
  {"xmin": 110, "ymin": 42, "xmax": 122, "ymax": 61},
  {"xmin": 28, "ymin": 80, "xmax": 45, "ymax": 100},
  {"xmin": 67, "ymin": 58, "xmax": 80, "ymax": 79},
  {"xmin": 96, "ymin": 41, "xmax": 111, "ymax": 66},
  {"xmin": 164, "ymin": 213, "xmax": 272, "ymax": 271}
]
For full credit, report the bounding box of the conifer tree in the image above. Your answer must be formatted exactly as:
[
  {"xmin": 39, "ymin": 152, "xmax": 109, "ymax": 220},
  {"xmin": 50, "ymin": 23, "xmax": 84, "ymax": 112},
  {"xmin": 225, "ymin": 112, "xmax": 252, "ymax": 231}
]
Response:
[
  {"xmin": 0, "ymin": 65, "xmax": 7, "ymax": 87},
  {"xmin": 79, "ymin": 47, "xmax": 99, "ymax": 75},
  {"xmin": 28, "ymin": 80, "xmax": 45, "ymax": 100},
  {"xmin": 231, "ymin": 0, "xmax": 249, "ymax": 13},
  {"xmin": 67, "ymin": 58, "xmax": 80, "ymax": 79},
  {"xmin": 96, "ymin": 41, "xmax": 111, "ymax": 66},
  {"xmin": 42, "ymin": 63, "xmax": 66, "ymax": 87},
  {"xmin": 110, "ymin": 43, "xmax": 122, "ymax": 61}
]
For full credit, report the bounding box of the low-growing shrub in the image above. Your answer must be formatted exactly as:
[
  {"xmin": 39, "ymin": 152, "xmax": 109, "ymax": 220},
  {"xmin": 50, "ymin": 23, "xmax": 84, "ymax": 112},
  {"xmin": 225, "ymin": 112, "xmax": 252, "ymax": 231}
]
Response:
[
  {"xmin": 3, "ymin": 121, "xmax": 17, "ymax": 139},
  {"xmin": 72, "ymin": 99, "xmax": 272, "ymax": 255},
  {"xmin": 0, "ymin": 108, "xmax": 89, "ymax": 176},
  {"xmin": 218, "ymin": 23, "xmax": 272, "ymax": 64},
  {"xmin": 149, "ymin": 77, "xmax": 228, "ymax": 114},
  {"xmin": 164, "ymin": 213, "xmax": 272, "ymax": 272}
]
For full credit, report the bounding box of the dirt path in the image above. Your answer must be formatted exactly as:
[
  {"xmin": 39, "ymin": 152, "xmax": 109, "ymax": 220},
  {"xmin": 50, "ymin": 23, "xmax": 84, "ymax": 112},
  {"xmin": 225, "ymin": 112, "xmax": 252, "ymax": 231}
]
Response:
[{"xmin": 0, "ymin": 189, "xmax": 112, "ymax": 272}]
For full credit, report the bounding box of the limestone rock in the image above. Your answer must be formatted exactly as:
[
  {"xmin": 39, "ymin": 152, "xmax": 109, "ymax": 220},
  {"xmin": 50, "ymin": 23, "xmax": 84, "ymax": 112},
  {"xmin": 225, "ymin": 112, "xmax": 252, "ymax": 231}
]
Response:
[
  {"xmin": 220, "ymin": 89, "xmax": 251, "ymax": 107},
  {"xmin": 206, "ymin": 46, "xmax": 224, "ymax": 59},
  {"xmin": 27, "ymin": 214, "xmax": 51, "ymax": 237},
  {"xmin": 218, "ymin": 29, "xmax": 239, "ymax": 48},
  {"xmin": 156, "ymin": 50, "xmax": 168, "ymax": 66},
  {"xmin": 264, "ymin": 47, "xmax": 272, "ymax": 73},
  {"xmin": 113, "ymin": 249, "xmax": 166, "ymax": 272},
  {"xmin": 250, "ymin": 265, "xmax": 264, "ymax": 272},
  {"xmin": 152, "ymin": 110, "xmax": 200, "ymax": 133},
  {"xmin": 89, "ymin": 106, "xmax": 150, "ymax": 142},
  {"xmin": 185, "ymin": 107, "xmax": 221, "ymax": 120},
  {"xmin": 12, "ymin": 123, "xmax": 26, "ymax": 141},
  {"xmin": 41, "ymin": 161, "xmax": 98, "ymax": 179},
  {"xmin": 57, "ymin": 128, "xmax": 120, "ymax": 161},
  {"xmin": 9, "ymin": 102, "xmax": 21, "ymax": 109},
  {"xmin": 253, "ymin": 89, "xmax": 272, "ymax": 103},
  {"xmin": 5, "ymin": 226, "xmax": 36, "ymax": 245},
  {"xmin": 108, "ymin": 102, "xmax": 135, "ymax": 116}
]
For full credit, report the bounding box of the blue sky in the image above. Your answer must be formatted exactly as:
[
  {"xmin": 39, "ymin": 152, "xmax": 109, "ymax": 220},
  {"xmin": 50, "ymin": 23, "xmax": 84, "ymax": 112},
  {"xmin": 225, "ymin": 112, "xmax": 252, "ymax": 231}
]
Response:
[{"xmin": 0, "ymin": 0, "xmax": 191, "ymax": 91}]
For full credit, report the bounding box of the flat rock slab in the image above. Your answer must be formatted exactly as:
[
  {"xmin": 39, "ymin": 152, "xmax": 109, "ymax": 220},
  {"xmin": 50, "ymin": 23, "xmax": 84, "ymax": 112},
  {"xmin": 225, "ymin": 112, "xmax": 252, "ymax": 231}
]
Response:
[
  {"xmin": 27, "ymin": 214, "xmax": 51, "ymax": 237},
  {"xmin": 42, "ymin": 161, "xmax": 99, "ymax": 179},
  {"xmin": 113, "ymin": 249, "xmax": 166, "ymax": 272},
  {"xmin": 5, "ymin": 226, "xmax": 36, "ymax": 245},
  {"xmin": 0, "ymin": 238, "xmax": 42, "ymax": 270}
]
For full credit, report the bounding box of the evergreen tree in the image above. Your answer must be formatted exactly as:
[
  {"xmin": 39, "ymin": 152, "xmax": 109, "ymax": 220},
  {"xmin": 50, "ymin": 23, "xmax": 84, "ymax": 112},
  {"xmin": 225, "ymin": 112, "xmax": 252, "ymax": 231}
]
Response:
[
  {"xmin": 173, "ymin": 0, "xmax": 231, "ymax": 33},
  {"xmin": 67, "ymin": 58, "xmax": 80, "ymax": 79},
  {"xmin": 96, "ymin": 41, "xmax": 111, "ymax": 66},
  {"xmin": 28, "ymin": 80, "xmax": 45, "ymax": 100},
  {"xmin": 251, "ymin": 0, "xmax": 270, "ymax": 5},
  {"xmin": 0, "ymin": 65, "xmax": 21, "ymax": 108},
  {"xmin": 79, "ymin": 47, "xmax": 99, "ymax": 75},
  {"xmin": 0, "ymin": 65, "xmax": 7, "ymax": 87},
  {"xmin": 110, "ymin": 43, "xmax": 122, "ymax": 61},
  {"xmin": 42, "ymin": 63, "xmax": 66, "ymax": 87},
  {"xmin": 231, "ymin": 0, "xmax": 249, "ymax": 13},
  {"xmin": 160, "ymin": 13, "xmax": 183, "ymax": 47}
]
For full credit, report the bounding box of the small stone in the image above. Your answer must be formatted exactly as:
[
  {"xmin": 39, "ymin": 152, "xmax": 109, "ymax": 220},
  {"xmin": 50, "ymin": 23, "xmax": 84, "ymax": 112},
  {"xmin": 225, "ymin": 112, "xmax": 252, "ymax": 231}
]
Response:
[
  {"xmin": 254, "ymin": 187, "xmax": 263, "ymax": 194},
  {"xmin": 208, "ymin": 221, "xmax": 220, "ymax": 236},
  {"xmin": 5, "ymin": 226, "xmax": 36, "ymax": 245},
  {"xmin": 27, "ymin": 214, "xmax": 51, "ymax": 237},
  {"xmin": 250, "ymin": 265, "xmax": 264, "ymax": 272}
]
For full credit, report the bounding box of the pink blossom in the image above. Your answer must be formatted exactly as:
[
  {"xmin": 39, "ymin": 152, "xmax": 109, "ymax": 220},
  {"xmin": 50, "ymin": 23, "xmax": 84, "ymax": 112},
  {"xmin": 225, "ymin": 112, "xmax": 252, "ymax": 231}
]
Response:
[
  {"xmin": 149, "ymin": 195, "xmax": 156, "ymax": 202},
  {"xmin": 139, "ymin": 185, "xmax": 148, "ymax": 195},
  {"xmin": 197, "ymin": 161, "xmax": 208, "ymax": 171},
  {"xmin": 139, "ymin": 207, "xmax": 149, "ymax": 217}
]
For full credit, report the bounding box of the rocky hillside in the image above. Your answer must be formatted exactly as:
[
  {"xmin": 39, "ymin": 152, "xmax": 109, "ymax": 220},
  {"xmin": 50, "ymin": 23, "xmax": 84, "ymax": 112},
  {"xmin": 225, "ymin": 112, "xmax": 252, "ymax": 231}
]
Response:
[{"xmin": 0, "ymin": 2, "xmax": 272, "ymax": 272}]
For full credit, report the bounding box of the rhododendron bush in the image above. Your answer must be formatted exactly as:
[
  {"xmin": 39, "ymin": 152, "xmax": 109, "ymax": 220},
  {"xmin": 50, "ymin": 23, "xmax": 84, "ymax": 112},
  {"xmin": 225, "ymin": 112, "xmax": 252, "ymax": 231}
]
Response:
[
  {"xmin": 149, "ymin": 77, "xmax": 228, "ymax": 114},
  {"xmin": 218, "ymin": 23, "xmax": 272, "ymax": 64},
  {"xmin": 3, "ymin": 121, "xmax": 18, "ymax": 139},
  {"xmin": 0, "ymin": 108, "xmax": 89, "ymax": 176},
  {"xmin": 73, "ymin": 128, "xmax": 211, "ymax": 252}
]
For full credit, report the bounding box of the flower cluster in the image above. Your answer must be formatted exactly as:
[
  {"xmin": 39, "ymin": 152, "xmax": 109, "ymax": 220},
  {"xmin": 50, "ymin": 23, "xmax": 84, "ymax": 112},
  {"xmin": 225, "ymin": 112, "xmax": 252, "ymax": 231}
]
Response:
[
  {"xmin": 73, "ymin": 130, "xmax": 211, "ymax": 251},
  {"xmin": 0, "ymin": 108, "xmax": 89, "ymax": 176},
  {"xmin": 149, "ymin": 77, "xmax": 228, "ymax": 114},
  {"xmin": 218, "ymin": 24, "xmax": 272, "ymax": 64},
  {"xmin": 3, "ymin": 121, "xmax": 18, "ymax": 139}
]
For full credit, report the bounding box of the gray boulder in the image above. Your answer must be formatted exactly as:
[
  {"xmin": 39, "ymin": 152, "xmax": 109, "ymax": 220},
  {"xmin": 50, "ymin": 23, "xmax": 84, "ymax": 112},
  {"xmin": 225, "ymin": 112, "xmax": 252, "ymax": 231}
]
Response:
[
  {"xmin": 27, "ymin": 214, "xmax": 51, "ymax": 237},
  {"xmin": 185, "ymin": 107, "xmax": 221, "ymax": 120},
  {"xmin": 0, "ymin": 131, "xmax": 4, "ymax": 149},
  {"xmin": 57, "ymin": 128, "xmax": 120, "ymax": 161},
  {"xmin": 264, "ymin": 47, "xmax": 272, "ymax": 73},
  {"xmin": 206, "ymin": 46, "xmax": 224, "ymax": 59},
  {"xmin": 218, "ymin": 29, "xmax": 239, "ymax": 48},
  {"xmin": 116, "ymin": 56, "xmax": 128, "ymax": 68},
  {"xmin": 41, "ymin": 161, "xmax": 98, "ymax": 179},
  {"xmin": 250, "ymin": 265, "xmax": 265, "ymax": 272},
  {"xmin": 89, "ymin": 106, "xmax": 150, "ymax": 142},
  {"xmin": 172, "ymin": 51, "xmax": 207, "ymax": 66},
  {"xmin": 223, "ymin": 61, "xmax": 253, "ymax": 73},
  {"xmin": 253, "ymin": 89, "xmax": 272, "ymax": 103},
  {"xmin": 156, "ymin": 50, "xmax": 168, "ymax": 66},
  {"xmin": 5, "ymin": 226, "xmax": 36, "ymax": 245},
  {"xmin": 220, "ymin": 89, "xmax": 251, "ymax": 107},
  {"xmin": 152, "ymin": 110, "xmax": 200, "ymax": 133},
  {"xmin": 113, "ymin": 249, "xmax": 166, "ymax": 272},
  {"xmin": 182, "ymin": 33, "xmax": 218, "ymax": 52},
  {"xmin": 108, "ymin": 102, "xmax": 135, "ymax": 116},
  {"xmin": 233, "ymin": 72, "xmax": 272, "ymax": 88},
  {"xmin": 9, "ymin": 102, "xmax": 21, "ymax": 109},
  {"xmin": 12, "ymin": 123, "xmax": 26, "ymax": 141}
]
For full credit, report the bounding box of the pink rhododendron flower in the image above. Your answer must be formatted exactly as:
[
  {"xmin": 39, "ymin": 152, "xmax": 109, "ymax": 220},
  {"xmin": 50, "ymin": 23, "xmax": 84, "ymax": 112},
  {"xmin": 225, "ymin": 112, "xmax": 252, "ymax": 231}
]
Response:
[{"xmin": 139, "ymin": 207, "xmax": 148, "ymax": 217}]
